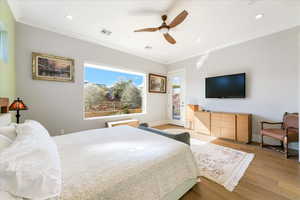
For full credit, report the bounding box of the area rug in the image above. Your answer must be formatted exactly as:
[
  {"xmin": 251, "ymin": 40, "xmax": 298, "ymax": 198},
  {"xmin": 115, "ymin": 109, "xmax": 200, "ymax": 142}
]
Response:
[{"xmin": 190, "ymin": 138, "xmax": 254, "ymax": 191}]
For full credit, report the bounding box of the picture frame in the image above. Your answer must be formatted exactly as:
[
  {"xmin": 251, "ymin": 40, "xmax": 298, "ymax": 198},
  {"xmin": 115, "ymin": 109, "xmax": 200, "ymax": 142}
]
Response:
[
  {"xmin": 148, "ymin": 73, "xmax": 167, "ymax": 93},
  {"xmin": 32, "ymin": 52, "xmax": 75, "ymax": 82}
]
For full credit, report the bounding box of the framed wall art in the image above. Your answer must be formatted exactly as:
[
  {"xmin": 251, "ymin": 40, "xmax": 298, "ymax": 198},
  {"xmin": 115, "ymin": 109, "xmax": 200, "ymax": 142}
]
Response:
[
  {"xmin": 148, "ymin": 73, "xmax": 167, "ymax": 93},
  {"xmin": 32, "ymin": 52, "xmax": 74, "ymax": 82}
]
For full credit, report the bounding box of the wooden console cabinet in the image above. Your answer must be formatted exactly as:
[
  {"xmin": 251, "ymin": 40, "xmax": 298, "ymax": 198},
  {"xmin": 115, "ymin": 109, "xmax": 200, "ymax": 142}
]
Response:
[{"xmin": 187, "ymin": 105, "xmax": 252, "ymax": 143}]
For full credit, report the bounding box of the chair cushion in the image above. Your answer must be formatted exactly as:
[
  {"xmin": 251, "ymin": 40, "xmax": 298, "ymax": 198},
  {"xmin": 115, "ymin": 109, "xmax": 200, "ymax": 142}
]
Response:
[{"xmin": 261, "ymin": 128, "xmax": 298, "ymax": 141}]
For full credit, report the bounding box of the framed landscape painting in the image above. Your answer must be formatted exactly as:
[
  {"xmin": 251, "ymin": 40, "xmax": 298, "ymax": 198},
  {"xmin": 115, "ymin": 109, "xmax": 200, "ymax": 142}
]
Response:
[
  {"xmin": 32, "ymin": 52, "xmax": 74, "ymax": 82},
  {"xmin": 149, "ymin": 73, "xmax": 167, "ymax": 93}
]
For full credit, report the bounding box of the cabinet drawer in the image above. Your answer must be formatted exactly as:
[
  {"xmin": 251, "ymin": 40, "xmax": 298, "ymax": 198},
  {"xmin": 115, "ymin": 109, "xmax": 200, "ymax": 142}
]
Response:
[
  {"xmin": 222, "ymin": 114, "xmax": 236, "ymax": 122},
  {"xmin": 211, "ymin": 113, "xmax": 222, "ymax": 121},
  {"xmin": 222, "ymin": 121, "xmax": 236, "ymax": 128},
  {"xmin": 211, "ymin": 126, "xmax": 221, "ymax": 137},
  {"xmin": 211, "ymin": 120, "xmax": 222, "ymax": 128},
  {"xmin": 221, "ymin": 128, "xmax": 236, "ymax": 140},
  {"xmin": 194, "ymin": 112, "xmax": 211, "ymax": 135},
  {"xmin": 236, "ymin": 114, "xmax": 251, "ymax": 143}
]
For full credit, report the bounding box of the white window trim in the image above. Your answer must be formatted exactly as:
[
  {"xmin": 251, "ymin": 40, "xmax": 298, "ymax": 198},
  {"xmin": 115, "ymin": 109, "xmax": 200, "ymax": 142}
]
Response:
[
  {"xmin": 0, "ymin": 22, "xmax": 8, "ymax": 64},
  {"xmin": 83, "ymin": 63, "xmax": 147, "ymax": 120}
]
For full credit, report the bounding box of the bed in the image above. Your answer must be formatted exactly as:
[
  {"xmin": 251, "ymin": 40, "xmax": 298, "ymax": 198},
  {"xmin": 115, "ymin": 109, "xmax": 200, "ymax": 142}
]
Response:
[
  {"xmin": 54, "ymin": 126, "xmax": 199, "ymax": 200},
  {"xmin": 0, "ymin": 101, "xmax": 199, "ymax": 200}
]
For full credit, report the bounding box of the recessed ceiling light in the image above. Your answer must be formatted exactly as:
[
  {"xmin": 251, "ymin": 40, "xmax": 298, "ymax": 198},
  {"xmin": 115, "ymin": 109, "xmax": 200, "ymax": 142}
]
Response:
[
  {"xmin": 145, "ymin": 46, "xmax": 152, "ymax": 50},
  {"xmin": 66, "ymin": 15, "xmax": 73, "ymax": 20},
  {"xmin": 255, "ymin": 14, "xmax": 264, "ymax": 20}
]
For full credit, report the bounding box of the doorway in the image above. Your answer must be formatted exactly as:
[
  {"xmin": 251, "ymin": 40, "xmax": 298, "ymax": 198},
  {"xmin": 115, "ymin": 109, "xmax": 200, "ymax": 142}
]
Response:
[{"xmin": 167, "ymin": 69, "xmax": 186, "ymax": 126}]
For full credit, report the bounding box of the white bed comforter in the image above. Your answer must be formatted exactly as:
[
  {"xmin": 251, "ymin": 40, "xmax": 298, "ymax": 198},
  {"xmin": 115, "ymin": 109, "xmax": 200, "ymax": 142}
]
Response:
[
  {"xmin": 1, "ymin": 126, "xmax": 199, "ymax": 200},
  {"xmin": 55, "ymin": 126, "xmax": 198, "ymax": 200}
]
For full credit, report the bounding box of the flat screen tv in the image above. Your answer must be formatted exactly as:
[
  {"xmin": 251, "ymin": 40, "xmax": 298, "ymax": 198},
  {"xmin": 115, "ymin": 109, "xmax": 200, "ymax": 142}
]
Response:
[{"xmin": 205, "ymin": 73, "xmax": 246, "ymax": 98}]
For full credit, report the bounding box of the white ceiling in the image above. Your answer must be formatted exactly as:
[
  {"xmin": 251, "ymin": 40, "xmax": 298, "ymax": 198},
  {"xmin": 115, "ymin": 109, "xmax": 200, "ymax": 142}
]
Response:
[{"xmin": 8, "ymin": 0, "xmax": 300, "ymax": 64}]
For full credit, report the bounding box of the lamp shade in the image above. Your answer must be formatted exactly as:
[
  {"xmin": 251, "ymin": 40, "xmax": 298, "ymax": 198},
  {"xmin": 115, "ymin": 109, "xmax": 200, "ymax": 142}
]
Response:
[{"xmin": 9, "ymin": 98, "xmax": 28, "ymax": 111}]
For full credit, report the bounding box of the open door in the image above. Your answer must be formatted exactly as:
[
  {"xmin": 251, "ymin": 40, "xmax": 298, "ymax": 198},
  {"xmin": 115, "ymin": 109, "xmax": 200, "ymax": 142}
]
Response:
[{"xmin": 167, "ymin": 69, "xmax": 186, "ymax": 126}]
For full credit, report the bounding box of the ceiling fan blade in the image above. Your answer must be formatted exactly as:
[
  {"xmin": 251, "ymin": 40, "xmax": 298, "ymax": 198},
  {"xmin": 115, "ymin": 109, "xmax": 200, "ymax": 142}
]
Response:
[
  {"xmin": 134, "ymin": 28, "xmax": 159, "ymax": 32},
  {"xmin": 163, "ymin": 33, "xmax": 176, "ymax": 44},
  {"xmin": 168, "ymin": 10, "xmax": 188, "ymax": 28}
]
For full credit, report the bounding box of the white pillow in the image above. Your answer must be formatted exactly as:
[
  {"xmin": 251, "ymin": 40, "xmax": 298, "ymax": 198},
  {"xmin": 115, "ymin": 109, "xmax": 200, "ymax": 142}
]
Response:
[
  {"xmin": 0, "ymin": 121, "xmax": 61, "ymax": 199},
  {"xmin": 0, "ymin": 113, "xmax": 11, "ymax": 127},
  {"xmin": 0, "ymin": 135, "xmax": 12, "ymax": 152},
  {"xmin": 0, "ymin": 124, "xmax": 17, "ymax": 141},
  {"xmin": 24, "ymin": 120, "xmax": 50, "ymax": 136}
]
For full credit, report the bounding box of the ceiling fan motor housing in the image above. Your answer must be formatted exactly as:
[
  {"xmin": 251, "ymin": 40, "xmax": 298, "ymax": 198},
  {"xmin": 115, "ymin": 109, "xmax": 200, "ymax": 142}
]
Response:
[
  {"xmin": 162, "ymin": 15, "xmax": 168, "ymax": 21},
  {"xmin": 159, "ymin": 19, "xmax": 170, "ymax": 34}
]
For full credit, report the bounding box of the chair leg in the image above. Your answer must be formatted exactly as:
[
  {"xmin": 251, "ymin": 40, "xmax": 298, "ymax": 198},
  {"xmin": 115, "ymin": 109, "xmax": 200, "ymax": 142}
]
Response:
[
  {"xmin": 284, "ymin": 136, "xmax": 288, "ymax": 159},
  {"xmin": 261, "ymin": 134, "xmax": 264, "ymax": 148}
]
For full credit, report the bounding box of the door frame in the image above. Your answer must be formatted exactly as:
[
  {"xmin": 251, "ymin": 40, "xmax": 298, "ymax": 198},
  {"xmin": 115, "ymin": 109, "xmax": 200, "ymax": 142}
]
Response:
[{"xmin": 167, "ymin": 68, "xmax": 186, "ymax": 126}]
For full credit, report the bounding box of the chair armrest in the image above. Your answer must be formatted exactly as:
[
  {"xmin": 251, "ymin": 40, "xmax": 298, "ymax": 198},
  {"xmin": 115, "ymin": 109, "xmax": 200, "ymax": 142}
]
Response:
[
  {"xmin": 261, "ymin": 121, "xmax": 283, "ymax": 125},
  {"xmin": 261, "ymin": 121, "xmax": 283, "ymax": 130}
]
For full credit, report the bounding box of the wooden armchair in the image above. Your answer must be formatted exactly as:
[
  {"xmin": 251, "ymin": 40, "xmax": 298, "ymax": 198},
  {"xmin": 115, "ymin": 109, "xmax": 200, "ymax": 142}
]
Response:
[{"xmin": 260, "ymin": 112, "xmax": 298, "ymax": 158}]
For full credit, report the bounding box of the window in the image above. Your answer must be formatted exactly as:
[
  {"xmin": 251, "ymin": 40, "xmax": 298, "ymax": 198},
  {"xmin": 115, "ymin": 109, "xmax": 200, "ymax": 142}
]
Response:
[
  {"xmin": 84, "ymin": 64, "xmax": 146, "ymax": 119},
  {"xmin": 0, "ymin": 23, "xmax": 8, "ymax": 63}
]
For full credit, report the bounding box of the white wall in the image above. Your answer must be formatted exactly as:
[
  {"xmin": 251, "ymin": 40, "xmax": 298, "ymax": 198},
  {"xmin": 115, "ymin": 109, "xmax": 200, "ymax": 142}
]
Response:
[
  {"xmin": 168, "ymin": 27, "xmax": 300, "ymax": 149},
  {"xmin": 16, "ymin": 23, "xmax": 168, "ymax": 135}
]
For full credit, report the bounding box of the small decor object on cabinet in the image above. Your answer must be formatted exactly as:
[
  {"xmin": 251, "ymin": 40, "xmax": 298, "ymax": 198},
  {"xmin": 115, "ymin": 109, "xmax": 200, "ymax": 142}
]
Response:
[
  {"xmin": 32, "ymin": 52, "xmax": 74, "ymax": 82},
  {"xmin": 148, "ymin": 73, "xmax": 167, "ymax": 93},
  {"xmin": 0, "ymin": 98, "xmax": 9, "ymax": 113},
  {"xmin": 9, "ymin": 97, "xmax": 28, "ymax": 123}
]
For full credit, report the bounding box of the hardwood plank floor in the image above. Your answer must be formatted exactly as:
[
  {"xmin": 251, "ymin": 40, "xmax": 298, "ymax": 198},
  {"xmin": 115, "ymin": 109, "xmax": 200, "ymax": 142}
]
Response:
[{"xmin": 154, "ymin": 124, "xmax": 300, "ymax": 200}]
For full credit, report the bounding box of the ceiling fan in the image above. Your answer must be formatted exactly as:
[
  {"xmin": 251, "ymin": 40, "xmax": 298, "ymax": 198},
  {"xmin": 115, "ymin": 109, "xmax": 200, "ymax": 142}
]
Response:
[{"xmin": 134, "ymin": 10, "xmax": 189, "ymax": 45}]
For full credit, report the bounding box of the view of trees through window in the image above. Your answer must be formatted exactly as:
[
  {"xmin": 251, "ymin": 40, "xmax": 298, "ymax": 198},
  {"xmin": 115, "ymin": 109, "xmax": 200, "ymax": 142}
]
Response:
[{"xmin": 84, "ymin": 65, "xmax": 145, "ymax": 118}]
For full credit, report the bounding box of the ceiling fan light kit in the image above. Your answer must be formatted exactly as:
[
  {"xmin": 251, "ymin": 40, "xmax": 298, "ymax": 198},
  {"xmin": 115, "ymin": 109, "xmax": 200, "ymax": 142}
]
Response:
[
  {"xmin": 134, "ymin": 10, "xmax": 189, "ymax": 45},
  {"xmin": 159, "ymin": 27, "xmax": 169, "ymax": 34}
]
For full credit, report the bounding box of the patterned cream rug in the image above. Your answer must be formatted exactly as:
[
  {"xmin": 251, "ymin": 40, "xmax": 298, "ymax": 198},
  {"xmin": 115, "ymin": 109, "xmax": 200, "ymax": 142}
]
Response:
[
  {"xmin": 161, "ymin": 128, "xmax": 254, "ymax": 191},
  {"xmin": 190, "ymin": 138, "xmax": 254, "ymax": 191}
]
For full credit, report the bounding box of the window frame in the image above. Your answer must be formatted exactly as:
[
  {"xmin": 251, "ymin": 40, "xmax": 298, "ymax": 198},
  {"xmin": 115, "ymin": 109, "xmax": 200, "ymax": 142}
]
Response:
[
  {"xmin": 83, "ymin": 63, "xmax": 147, "ymax": 120},
  {"xmin": 0, "ymin": 22, "xmax": 8, "ymax": 64}
]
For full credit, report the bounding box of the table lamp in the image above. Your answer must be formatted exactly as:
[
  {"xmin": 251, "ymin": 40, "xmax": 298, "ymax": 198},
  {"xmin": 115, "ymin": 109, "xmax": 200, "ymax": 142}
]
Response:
[{"xmin": 9, "ymin": 97, "xmax": 28, "ymax": 123}]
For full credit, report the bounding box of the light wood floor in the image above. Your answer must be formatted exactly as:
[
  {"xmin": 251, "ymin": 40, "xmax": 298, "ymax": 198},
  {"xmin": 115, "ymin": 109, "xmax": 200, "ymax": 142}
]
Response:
[{"xmin": 154, "ymin": 124, "xmax": 300, "ymax": 200}]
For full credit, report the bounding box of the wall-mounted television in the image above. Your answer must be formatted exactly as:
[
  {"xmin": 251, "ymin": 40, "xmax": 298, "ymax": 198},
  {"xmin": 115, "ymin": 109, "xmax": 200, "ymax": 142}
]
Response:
[{"xmin": 205, "ymin": 73, "xmax": 246, "ymax": 98}]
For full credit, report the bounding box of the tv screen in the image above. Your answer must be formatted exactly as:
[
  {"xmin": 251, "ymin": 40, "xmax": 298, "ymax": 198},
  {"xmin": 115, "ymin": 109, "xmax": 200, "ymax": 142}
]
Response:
[{"xmin": 205, "ymin": 73, "xmax": 246, "ymax": 98}]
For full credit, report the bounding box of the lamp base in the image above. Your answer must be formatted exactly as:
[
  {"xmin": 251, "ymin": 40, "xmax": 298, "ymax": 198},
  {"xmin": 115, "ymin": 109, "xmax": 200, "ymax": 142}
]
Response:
[{"xmin": 16, "ymin": 110, "xmax": 20, "ymax": 124}]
